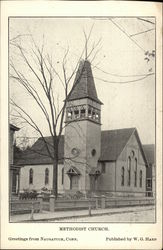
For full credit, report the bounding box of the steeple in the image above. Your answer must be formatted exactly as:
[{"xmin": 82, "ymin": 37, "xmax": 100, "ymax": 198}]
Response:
[
  {"xmin": 64, "ymin": 59, "xmax": 102, "ymax": 193},
  {"xmin": 68, "ymin": 60, "xmax": 102, "ymax": 105}
]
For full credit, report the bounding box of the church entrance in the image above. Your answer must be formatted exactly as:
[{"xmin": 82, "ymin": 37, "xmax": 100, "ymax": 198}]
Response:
[
  {"xmin": 90, "ymin": 176, "xmax": 96, "ymax": 191},
  {"xmin": 70, "ymin": 176, "xmax": 79, "ymax": 190},
  {"xmin": 90, "ymin": 176, "xmax": 98, "ymax": 191},
  {"xmin": 12, "ymin": 172, "xmax": 17, "ymax": 193},
  {"xmin": 10, "ymin": 167, "xmax": 20, "ymax": 196},
  {"xmin": 89, "ymin": 169, "xmax": 101, "ymax": 191},
  {"xmin": 66, "ymin": 166, "xmax": 81, "ymax": 191}
]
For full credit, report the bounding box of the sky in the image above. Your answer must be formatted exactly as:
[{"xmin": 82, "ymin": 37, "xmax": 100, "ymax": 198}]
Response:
[{"xmin": 9, "ymin": 17, "xmax": 155, "ymax": 145}]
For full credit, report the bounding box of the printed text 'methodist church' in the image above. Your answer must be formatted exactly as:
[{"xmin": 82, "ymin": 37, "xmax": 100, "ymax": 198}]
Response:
[{"xmin": 16, "ymin": 60, "xmax": 152, "ymax": 197}]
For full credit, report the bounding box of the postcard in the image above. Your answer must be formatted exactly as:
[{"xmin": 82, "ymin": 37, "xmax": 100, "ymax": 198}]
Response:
[{"xmin": 0, "ymin": 1, "xmax": 162, "ymax": 249}]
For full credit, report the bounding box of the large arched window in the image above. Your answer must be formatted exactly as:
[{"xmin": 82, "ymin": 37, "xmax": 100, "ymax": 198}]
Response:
[
  {"xmin": 121, "ymin": 167, "xmax": 125, "ymax": 186},
  {"xmin": 134, "ymin": 158, "xmax": 137, "ymax": 187},
  {"xmin": 45, "ymin": 168, "xmax": 49, "ymax": 185},
  {"xmin": 139, "ymin": 170, "xmax": 143, "ymax": 188},
  {"xmin": 127, "ymin": 157, "xmax": 131, "ymax": 186},
  {"xmin": 29, "ymin": 168, "xmax": 33, "ymax": 184},
  {"xmin": 62, "ymin": 167, "xmax": 64, "ymax": 185}
]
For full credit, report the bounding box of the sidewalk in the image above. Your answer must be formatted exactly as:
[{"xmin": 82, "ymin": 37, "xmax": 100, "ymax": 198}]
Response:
[{"xmin": 10, "ymin": 205, "xmax": 154, "ymax": 222}]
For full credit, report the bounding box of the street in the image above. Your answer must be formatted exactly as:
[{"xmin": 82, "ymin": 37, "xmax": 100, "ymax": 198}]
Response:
[
  {"xmin": 10, "ymin": 205, "xmax": 155, "ymax": 223},
  {"xmin": 57, "ymin": 207, "xmax": 155, "ymax": 223}
]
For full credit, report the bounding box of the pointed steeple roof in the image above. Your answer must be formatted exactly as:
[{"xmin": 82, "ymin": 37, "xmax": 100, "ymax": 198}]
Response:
[{"xmin": 67, "ymin": 60, "xmax": 102, "ymax": 104}]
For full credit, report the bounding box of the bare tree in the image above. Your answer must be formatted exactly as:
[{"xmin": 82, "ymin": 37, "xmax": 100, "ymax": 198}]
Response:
[{"xmin": 10, "ymin": 27, "xmax": 101, "ymax": 198}]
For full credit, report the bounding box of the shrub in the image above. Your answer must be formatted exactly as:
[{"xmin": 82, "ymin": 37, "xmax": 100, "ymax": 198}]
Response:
[
  {"xmin": 41, "ymin": 187, "xmax": 49, "ymax": 192},
  {"xmin": 19, "ymin": 189, "xmax": 38, "ymax": 200},
  {"xmin": 73, "ymin": 191, "xmax": 85, "ymax": 199},
  {"xmin": 59, "ymin": 191, "xmax": 85, "ymax": 200}
]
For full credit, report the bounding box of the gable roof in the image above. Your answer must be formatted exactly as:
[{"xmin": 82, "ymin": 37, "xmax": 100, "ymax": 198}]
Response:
[
  {"xmin": 142, "ymin": 144, "xmax": 155, "ymax": 165},
  {"xmin": 15, "ymin": 135, "xmax": 64, "ymax": 166},
  {"xmin": 67, "ymin": 60, "xmax": 102, "ymax": 104},
  {"xmin": 15, "ymin": 128, "xmax": 148, "ymax": 166},
  {"xmin": 99, "ymin": 128, "xmax": 135, "ymax": 162}
]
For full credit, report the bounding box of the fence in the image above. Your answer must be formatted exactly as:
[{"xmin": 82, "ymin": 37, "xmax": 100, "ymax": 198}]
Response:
[
  {"xmin": 41, "ymin": 195, "xmax": 155, "ymax": 212},
  {"xmin": 104, "ymin": 197, "xmax": 155, "ymax": 209},
  {"xmin": 42, "ymin": 196, "xmax": 96, "ymax": 212},
  {"xmin": 10, "ymin": 194, "xmax": 155, "ymax": 215},
  {"xmin": 10, "ymin": 200, "xmax": 41, "ymax": 214},
  {"xmin": 92, "ymin": 191, "xmax": 154, "ymax": 197}
]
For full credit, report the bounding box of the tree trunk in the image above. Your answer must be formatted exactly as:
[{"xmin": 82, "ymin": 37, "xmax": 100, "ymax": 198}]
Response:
[
  {"xmin": 52, "ymin": 139, "xmax": 58, "ymax": 199},
  {"xmin": 52, "ymin": 159, "xmax": 58, "ymax": 199}
]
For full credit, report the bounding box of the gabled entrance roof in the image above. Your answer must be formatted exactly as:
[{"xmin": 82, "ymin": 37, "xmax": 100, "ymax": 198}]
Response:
[
  {"xmin": 67, "ymin": 166, "xmax": 81, "ymax": 175},
  {"xmin": 89, "ymin": 167, "xmax": 101, "ymax": 175}
]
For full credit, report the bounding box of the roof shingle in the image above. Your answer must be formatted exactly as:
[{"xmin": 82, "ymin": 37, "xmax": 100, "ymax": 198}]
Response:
[
  {"xmin": 67, "ymin": 60, "xmax": 102, "ymax": 104},
  {"xmin": 142, "ymin": 144, "xmax": 155, "ymax": 165},
  {"xmin": 99, "ymin": 128, "xmax": 135, "ymax": 161}
]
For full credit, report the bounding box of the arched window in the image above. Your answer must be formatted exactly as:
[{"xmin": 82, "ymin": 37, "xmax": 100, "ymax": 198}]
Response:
[
  {"xmin": 134, "ymin": 158, "xmax": 137, "ymax": 187},
  {"xmin": 88, "ymin": 106, "xmax": 92, "ymax": 118},
  {"xmin": 62, "ymin": 167, "xmax": 64, "ymax": 185},
  {"xmin": 80, "ymin": 106, "xmax": 86, "ymax": 118},
  {"xmin": 121, "ymin": 167, "xmax": 125, "ymax": 186},
  {"xmin": 139, "ymin": 170, "xmax": 142, "ymax": 188},
  {"xmin": 92, "ymin": 149, "xmax": 96, "ymax": 157},
  {"xmin": 92, "ymin": 110, "xmax": 96, "ymax": 119},
  {"xmin": 127, "ymin": 157, "xmax": 131, "ymax": 186},
  {"xmin": 74, "ymin": 107, "xmax": 79, "ymax": 118},
  {"xmin": 29, "ymin": 168, "xmax": 33, "ymax": 184},
  {"xmin": 45, "ymin": 168, "xmax": 49, "ymax": 185},
  {"xmin": 95, "ymin": 112, "xmax": 100, "ymax": 122},
  {"xmin": 67, "ymin": 108, "xmax": 73, "ymax": 120}
]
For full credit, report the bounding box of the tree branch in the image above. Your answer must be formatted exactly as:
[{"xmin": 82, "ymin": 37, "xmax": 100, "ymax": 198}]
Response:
[{"xmin": 10, "ymin": 99, "xmax": 54, "ymax": 159}]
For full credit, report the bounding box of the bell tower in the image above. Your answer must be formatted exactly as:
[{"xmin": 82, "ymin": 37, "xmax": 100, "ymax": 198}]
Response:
[{"xmin": 64, "ymin": 60, "xmax": 103, "ymax": 193}]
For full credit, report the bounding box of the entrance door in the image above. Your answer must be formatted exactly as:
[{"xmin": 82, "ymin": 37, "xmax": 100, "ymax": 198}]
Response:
[
  {"xmin": 90, "ymin": 176, "xmax": 99, "ymax": 191},
  {"xmin": 70, "ymin": 176, "xmax": 79, "ymax": 190},
  {"xmin": 12, "ymin": 173, "xmax": 17, "ymax": 193},
  {"xmin": 90, "ymin": 176, "xmax": 95, "ymax": 191},
  {"xmin": 12, "ymin": 172, "xmax": 19, "ymax": 194}
]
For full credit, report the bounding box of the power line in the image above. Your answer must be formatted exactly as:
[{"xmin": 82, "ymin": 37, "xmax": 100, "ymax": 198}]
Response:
[
  {"xmin": 109, "ymin": 18, "xmax": 146, "ymax": 52},
  {"xmin": 95, "ymin": 73, "xmax": 154, "ymax": 84},
  {"xmin": 130, "ymin": 28, "xmax": 155, "ymax": 37},
  {"xmin": 57, "ymin": 43, "xmax": 154, "ymax": 81},
  {"xmin": 94, "ymin": 65, "xmax": 155, "ymax": 78},
  {"xmin": 137, "ymin": 18, "xmax": 155, "ymax": 25}
]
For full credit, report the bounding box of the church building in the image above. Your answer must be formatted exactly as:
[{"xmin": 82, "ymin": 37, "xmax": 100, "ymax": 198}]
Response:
[
  {"xmin": 10, "ymin": 124, "xmax": 20, "ymax": 196},
  {"xmin": 16, "ymin": 60, "xmax": 150, "ymax": 197}
]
